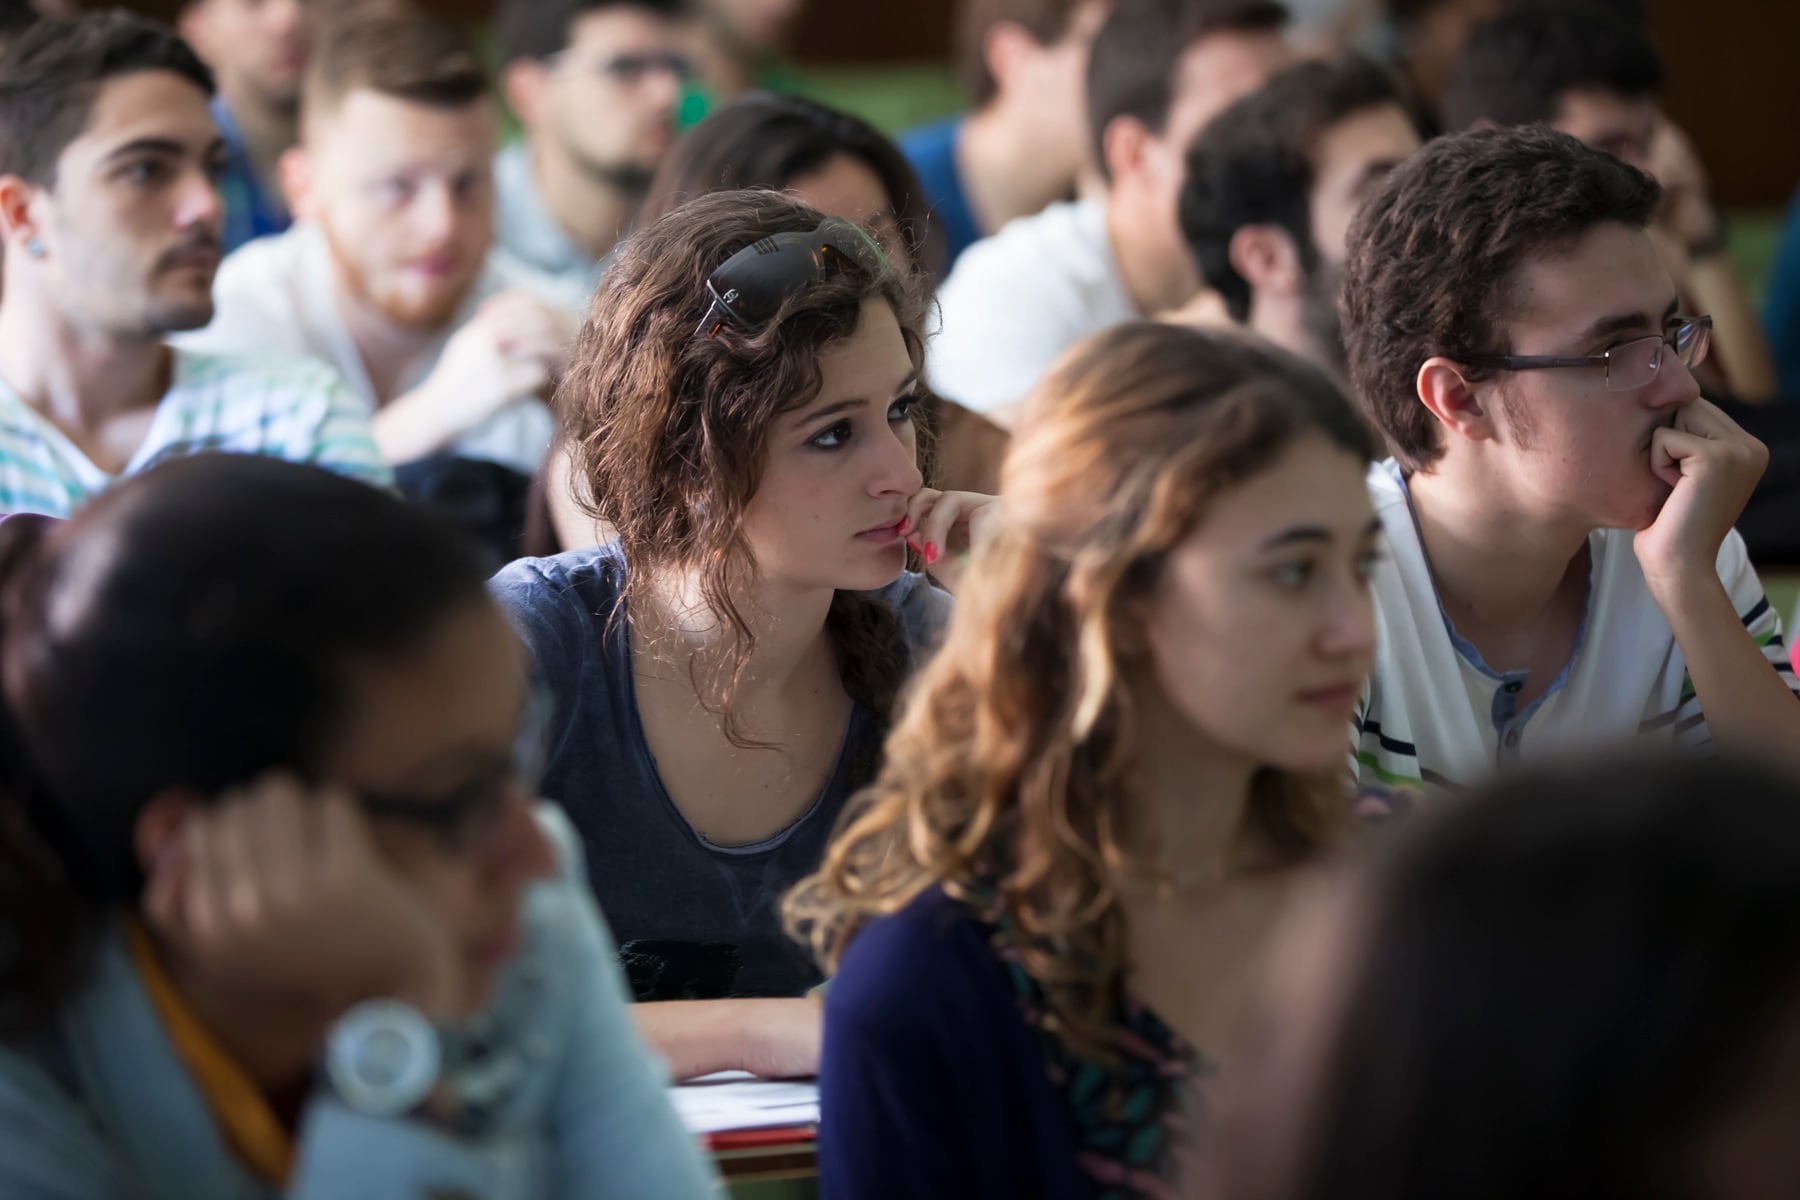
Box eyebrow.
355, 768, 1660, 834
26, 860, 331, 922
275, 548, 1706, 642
1576, 296, 1681, 344
1260, 516, 1384, 551
795, 371, 920, 425
1353, 159, 1405, 190
104, 136, 220, 164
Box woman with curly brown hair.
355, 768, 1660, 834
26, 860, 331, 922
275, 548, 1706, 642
786, 322, 1385, 1200
490, 189, 997, 1082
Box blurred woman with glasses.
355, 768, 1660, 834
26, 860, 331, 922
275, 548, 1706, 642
492, 189, 998, 1080
0, 455, 716, 1198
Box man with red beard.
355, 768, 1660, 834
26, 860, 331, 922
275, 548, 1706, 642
178, 8, 574, 481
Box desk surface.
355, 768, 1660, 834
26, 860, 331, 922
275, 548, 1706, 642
719, 1139, 818, 1199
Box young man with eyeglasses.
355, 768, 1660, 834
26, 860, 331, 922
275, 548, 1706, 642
1342, 126, 1800, 792
496, 0, 686, 309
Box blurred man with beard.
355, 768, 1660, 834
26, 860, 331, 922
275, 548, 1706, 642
179, 0, 316, 252
178, 8, 574, 479
496, 0, 686, 309
1172, 54, 1419, 381
0, 11, 388, 517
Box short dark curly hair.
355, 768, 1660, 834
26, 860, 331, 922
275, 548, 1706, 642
1179, 54, 1402, 323
1339, 125, 1660, 472
1443, 2, 1664, 134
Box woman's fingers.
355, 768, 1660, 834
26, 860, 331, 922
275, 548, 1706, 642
906, 491, 1000, 565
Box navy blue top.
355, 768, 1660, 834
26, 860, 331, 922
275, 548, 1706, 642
899, 116, 982, 275
490, 544, 950, 1002
820, 887, 1092, 1200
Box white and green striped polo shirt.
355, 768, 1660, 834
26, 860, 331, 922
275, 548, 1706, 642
0, 349, 392, 518
1352, 460, 1799, 793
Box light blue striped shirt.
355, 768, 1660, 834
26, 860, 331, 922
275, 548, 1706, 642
0, 348, 392, 517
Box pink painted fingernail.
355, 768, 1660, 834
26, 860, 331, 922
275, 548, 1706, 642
924, 542, 939, 565
897, 516, 911, 535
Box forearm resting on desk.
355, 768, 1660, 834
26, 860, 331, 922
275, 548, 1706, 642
634, 996, 822, 1082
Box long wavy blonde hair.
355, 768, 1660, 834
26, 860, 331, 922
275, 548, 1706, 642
786, 323, 1376, 1060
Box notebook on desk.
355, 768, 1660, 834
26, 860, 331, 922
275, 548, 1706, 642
670, 1071, 819, 1149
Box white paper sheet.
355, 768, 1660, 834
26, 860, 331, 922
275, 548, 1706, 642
668, 1071, 820, 1135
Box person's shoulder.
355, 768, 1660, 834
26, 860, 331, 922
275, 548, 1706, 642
490, 544, 625, 621
940, 199, 1079, 288
171, 346, 346, 397
831, 888, 1007, 1032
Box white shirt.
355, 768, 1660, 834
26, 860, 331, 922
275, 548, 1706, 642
927, 197, 1138, 415
0, 349, 390, 517
1354, 460, 1799, 792
174, 223, 558, 476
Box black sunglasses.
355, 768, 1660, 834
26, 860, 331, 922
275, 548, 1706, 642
695, 217, 888, 339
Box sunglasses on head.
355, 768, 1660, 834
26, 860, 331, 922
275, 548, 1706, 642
695, 217, 889, 339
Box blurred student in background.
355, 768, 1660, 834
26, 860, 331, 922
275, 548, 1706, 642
1173, 53, 1418, 379
790, 323, 1385, 1200
0, 455, 716, 1198
495, 0, 687, 310
1219, 753, 1800, 1200
179, 0, 316, 252
900, 0, 1113, 271
176, 8, 576, 559
930, 0, 1291, 427
0, 12, 387, 518
1444, 1, 1778, 401
682, 0, 803, 116
494, 191, 996, 1080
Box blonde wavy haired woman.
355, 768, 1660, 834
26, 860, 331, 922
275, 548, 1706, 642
786, 322, 1390, 1200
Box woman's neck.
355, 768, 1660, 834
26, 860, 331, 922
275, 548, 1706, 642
1122, 678, 1260, 891
633, 565, 839, 707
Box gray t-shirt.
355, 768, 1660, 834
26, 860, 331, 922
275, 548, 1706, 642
490, 544, 951, 1001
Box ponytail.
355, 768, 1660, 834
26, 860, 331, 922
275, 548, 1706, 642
0, 514, 96, 1037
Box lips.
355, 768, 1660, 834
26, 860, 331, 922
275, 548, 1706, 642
855, 517, 906, 544
1296, 683, 1360, 712
162, 248, 220, 273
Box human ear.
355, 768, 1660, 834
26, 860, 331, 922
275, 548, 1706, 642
980, 21, 1038, 92
501, 58, 550, 132
0, 175, 41, 253
278, 145, 315, 222
1100, 116, 1152, 188
1417, 356, 1499, 445
1228, 224, 1304, 298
